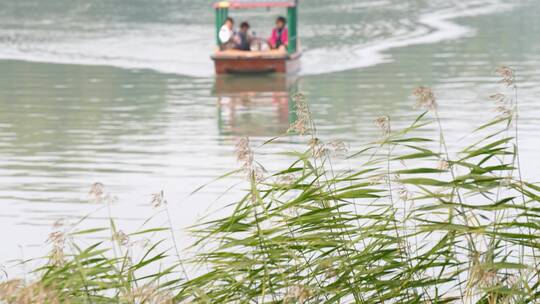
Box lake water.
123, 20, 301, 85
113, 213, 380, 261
1, 0, 540, 268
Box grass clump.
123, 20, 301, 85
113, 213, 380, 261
1, 187, 183, 304
4, 67, 540, 303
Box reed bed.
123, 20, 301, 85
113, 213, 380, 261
3, 67, 540, 303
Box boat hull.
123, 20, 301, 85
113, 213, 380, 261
212, 52, 301, 74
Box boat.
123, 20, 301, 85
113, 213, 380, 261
211, 0, 301, 74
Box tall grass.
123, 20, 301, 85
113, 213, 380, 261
3, 67, 540, 303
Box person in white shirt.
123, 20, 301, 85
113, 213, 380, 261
219, 17, 235, 50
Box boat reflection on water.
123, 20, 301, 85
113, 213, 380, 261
215, 75, 299, 136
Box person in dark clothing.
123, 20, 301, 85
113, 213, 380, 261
235, 22, 252, 51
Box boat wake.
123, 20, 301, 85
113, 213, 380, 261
302, 1, 513, 75
0, 0, 513, 77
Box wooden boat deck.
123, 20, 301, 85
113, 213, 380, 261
212, 50, 301, 74
212, 49, 289, 59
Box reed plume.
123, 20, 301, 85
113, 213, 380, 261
288, 93, 312, 135
413, 86, 437, 110
236, 136, 263, 181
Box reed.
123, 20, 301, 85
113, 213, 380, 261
3, 67, 540, 303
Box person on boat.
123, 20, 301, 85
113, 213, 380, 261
235, 22, 253, 51
219, 17, 236, 50
269, 16, 288, 51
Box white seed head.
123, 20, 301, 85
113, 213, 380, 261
413, 87, 437, 111
288, 93, 312, 135
374, 115, 391, 136
494, 66, 515, 87
151, 190, 167, 208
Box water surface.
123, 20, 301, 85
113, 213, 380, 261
1, 0, 540, 268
